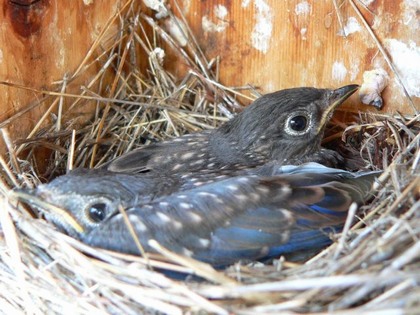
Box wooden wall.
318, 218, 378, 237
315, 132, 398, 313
0, 0, 123, 144
165, 0, 419, 114
0, 0, 418, 149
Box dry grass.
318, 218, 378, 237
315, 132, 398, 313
0, 2, 419, 314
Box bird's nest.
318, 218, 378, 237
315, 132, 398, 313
0, 3, 419, 314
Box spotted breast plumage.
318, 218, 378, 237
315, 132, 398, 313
17, 84, 380, 266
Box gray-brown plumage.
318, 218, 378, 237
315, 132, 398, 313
105, 85, 359, 179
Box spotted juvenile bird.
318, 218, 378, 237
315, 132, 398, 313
19, 163, 379, 266
105, 84, 359, 180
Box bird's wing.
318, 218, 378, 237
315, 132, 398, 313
105, 132, 212, 174
83, 167, 379, 266
105, 142, 171, 173
195, 171, 378, 265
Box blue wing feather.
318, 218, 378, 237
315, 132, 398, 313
83, 163, 380, 266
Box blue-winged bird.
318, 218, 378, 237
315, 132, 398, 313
20, 163, 379, 266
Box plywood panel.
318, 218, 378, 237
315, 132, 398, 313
0, 0, 124, 142
165, 0, 419, 114
0, 0, 418, 150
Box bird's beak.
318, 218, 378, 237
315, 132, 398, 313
317, 84, 359, 133
10, 189, 85, 234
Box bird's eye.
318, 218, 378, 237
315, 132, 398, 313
87, 203, 107, 223
289, 115, 307, 131
285, 112, 312, 136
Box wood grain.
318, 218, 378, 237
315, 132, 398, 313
164, 0, 419, 114
0, 0, 123, 144
0, 0, 418, 151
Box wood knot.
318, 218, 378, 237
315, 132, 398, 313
4, 0, 49, 38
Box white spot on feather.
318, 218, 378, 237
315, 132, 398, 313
182, 247, 194, 257
129, 215, 148, 232
179, 202, 191, 209
191, 159, 205, 166
249, 193, 260, 202
227, 185, 239, 191
198, 238, 210, 247
281, 209, 294, 222
256, 186, 270, 194
172, 164, 182, 171
213, 196, 225, 204
198, 192, 217, 198
156, 212, 171, 223
172, 220, 183, 230
181, 152, 195, 160
235, 194, 248, 202
281, 185, 292, 194
187, 211, 202, 223
153, 156, 164, 163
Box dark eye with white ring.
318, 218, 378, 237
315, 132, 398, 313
285, 112, 312, 136
86, 202, 107, 223
289, 115, 307, 131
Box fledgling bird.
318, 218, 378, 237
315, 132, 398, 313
19, 163, 379, 266
105, 85, 359, 177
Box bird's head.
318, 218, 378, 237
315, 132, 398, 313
213, 84, 359, 164
15, 169, 156, 238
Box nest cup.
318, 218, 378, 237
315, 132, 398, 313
0, 2, 419, 314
